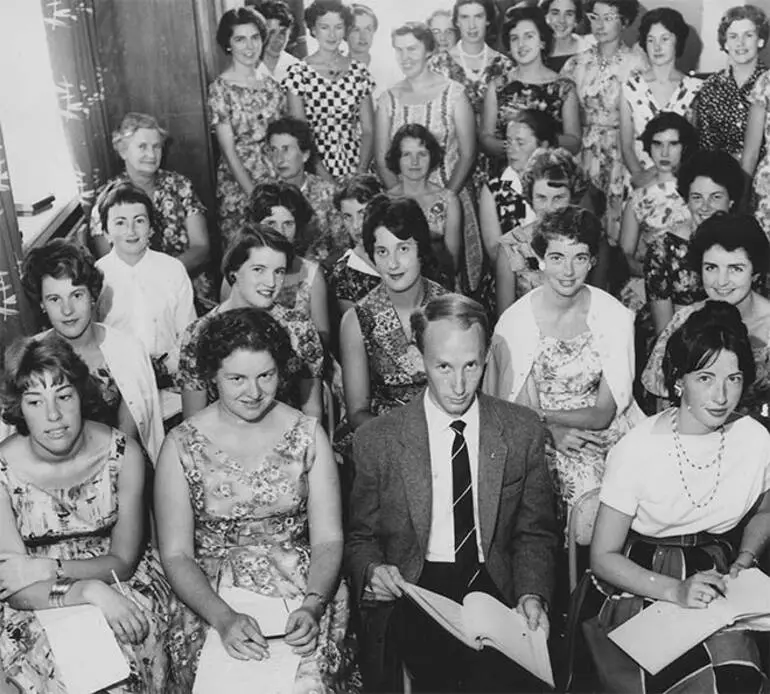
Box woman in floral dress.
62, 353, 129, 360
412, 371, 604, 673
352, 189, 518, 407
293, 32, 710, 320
0, 335, 170, 693
156, 308, 358, 693
209, 8, 285, 248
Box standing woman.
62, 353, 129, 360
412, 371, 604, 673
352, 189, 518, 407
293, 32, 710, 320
620, 8, 701, 190
561, 0, 647, 244
285, 0, 375, 182
541, 0, 595, 72
426, 9, 458, 53
209, 7, 286, 248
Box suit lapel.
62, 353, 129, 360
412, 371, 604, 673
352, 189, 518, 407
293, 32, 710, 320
477, 396, 508, 555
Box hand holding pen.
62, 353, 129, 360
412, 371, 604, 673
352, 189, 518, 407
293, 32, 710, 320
674, 570, 727, 609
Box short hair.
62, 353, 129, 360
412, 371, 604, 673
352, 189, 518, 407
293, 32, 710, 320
248, 181, 315, 256
584, 0, 639, 26
351, 3, 378, 32
508, 109, 561, 146
662, 301, 755, 403
361, 194, 433, 267
385, 124, 444, 176
266, 116, 314, 154
391, 22, 436, 52
539, 0, 583, 24
638, 8, 689, 58
531, 205, 603, 258
689, 212, 770, 277
111, 112, 167, 156
216, 7, 268, 53
676, 150, 745, 205
333, 174, 384, 210
221, 224, 294, 286
252, 0, 294, 28
427, 8, 458, 29
22, 239, 104, 306
1, 334, 103, 436
640, 111, 698, 162
452, 0, 499, 44
305, 0, 354, 33
717, 4, 770, 52
521, 147, 588, 204
411, 293, 490, 352
97, 181, 157, 237
502, 6, 554, 57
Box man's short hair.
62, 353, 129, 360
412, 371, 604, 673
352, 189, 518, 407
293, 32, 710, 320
411, 293, 490, 353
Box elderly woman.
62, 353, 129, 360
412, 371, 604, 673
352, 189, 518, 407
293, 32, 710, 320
643, 213, 770, 420
541, 0, 595, 71
88, 112, 213, 306
485, 206, 641, 519
156, 307, 355, 692
0, 334, 170, 692
385, 124, 462, 287
426, 8, 458, 52
21, 240, 163, 461
588, 301, 770, 693
561, 0, 647, 243
209, 7, 286, 248
619, 8, 701, 190
286, 0, 375, 181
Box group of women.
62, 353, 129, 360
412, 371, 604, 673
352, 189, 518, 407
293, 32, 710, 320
6, 0, 770, 692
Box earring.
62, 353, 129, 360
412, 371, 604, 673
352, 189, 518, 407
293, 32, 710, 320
674, 383, 683, 398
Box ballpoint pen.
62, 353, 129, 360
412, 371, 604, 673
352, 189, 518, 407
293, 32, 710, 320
111, 569, 143, 609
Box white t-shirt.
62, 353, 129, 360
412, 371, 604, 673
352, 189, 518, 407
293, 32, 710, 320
601, 411, 770, 537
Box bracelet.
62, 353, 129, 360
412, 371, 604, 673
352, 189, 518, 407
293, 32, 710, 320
304, 591, 328, 608
54, 558, 65, 581
48, 578, 75, 608
738, 549, 759, 567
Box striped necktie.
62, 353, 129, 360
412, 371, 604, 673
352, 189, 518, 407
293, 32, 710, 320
451, 420, 480, 587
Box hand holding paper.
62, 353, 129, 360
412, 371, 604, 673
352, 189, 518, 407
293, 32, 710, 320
215, 610, 269, 661
284, 606, 320, 655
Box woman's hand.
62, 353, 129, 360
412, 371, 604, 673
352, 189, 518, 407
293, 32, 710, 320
82, 580, 150, 644
550, 426, 605, 456
729, 550, 758, 578
284, 606, 320, 656
215, 610, 269, 661
671, 571, 726, 609
0, 553, 54, 599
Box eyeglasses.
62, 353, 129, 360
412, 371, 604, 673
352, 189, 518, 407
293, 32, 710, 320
586, 11, 620, 23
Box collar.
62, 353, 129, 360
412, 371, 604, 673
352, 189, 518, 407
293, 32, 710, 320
106, 247, 150, 270
500, 167, 524, 191
423, 389, 480, 434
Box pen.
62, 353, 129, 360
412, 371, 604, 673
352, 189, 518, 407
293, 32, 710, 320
111, 569, 143, 609
713, 584, 727, 599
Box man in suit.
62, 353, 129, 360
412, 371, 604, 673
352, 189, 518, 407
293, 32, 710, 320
345, 293, 559, 693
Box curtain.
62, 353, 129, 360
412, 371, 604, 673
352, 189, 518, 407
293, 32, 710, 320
0, 122, 35, 352
40, 0, 112, 211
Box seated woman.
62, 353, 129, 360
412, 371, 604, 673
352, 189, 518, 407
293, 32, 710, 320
179, 226, 323, 421
21, 240, 163, 461
385, 124, 461, 289
156, 307, 355, 692
495, 147, 588, 314
588, 301, 770, 693
619, 111, 697, 313
89, 112, 213, 308
329, 175, 384, 316
96, 182, 196, 386
485, 206, 642, 519
643, 213, 770, 421
0, 334, 170, 692
646, 149, 745, 336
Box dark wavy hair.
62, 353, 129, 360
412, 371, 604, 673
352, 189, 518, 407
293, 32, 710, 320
305, 0, 354, 33
385, 124, 444, 176
362, 195, 433, 267
521, 148, 588, 204
97, 181, 157, 237
22, 239, 104, 307
717, 4, 770, 52
251, 0, 294, 28
531, 205, 603, 258
267, 116, 314, 154
452, 0, 498, 44
221, 224, 294, 286
638, 7, 689, 58
641, 111, 698, 163
540, 0, 583, 24
688, 212, 770, 277
216, 7, 268, 53
584, 0, 639, 27
676, 150, 745, 206
333, 174, 384, 209
502, 6, 554, 57
1, 334, 103, 436
248, 181, 315, 256
508, 108, 561, 145
662, 301, 755, 404
391, 21, 436, 52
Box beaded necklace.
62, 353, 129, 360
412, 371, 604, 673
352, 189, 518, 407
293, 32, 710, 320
457, 42, 488, 80
671, 409, 725, 508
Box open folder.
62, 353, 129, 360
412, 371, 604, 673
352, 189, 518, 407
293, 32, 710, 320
609, 568, 770, 675
402, 582, 554, 688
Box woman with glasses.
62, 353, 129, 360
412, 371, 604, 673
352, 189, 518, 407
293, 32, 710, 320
562, 0, 646, 244
426, 9, 458, 53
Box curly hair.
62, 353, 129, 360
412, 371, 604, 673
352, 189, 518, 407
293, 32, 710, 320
361, 194, 433, 267
250, 0, 294, 28
521, 147, 587, 204
248, 181, 315, 256
502, 6, 554, 58
584, 0, 639, 27
531, 205, 603, 258
1, 334, 103, 436
453, 0, 498, 44
717, 4, 769, 52
638, 7, 689, 58
333, 174, 383, 209
305, 0, 354, 33
22, 239, 104, 307
641, 111, 698, 163
221, 225, 294, 286
267, 116, 315, 154
385, 124, 444, 176
508, 109, 561, 147
676, 150, 745, 206
688, 212, 770, 278
216, 7, 268, 53
111, 112, 168, 156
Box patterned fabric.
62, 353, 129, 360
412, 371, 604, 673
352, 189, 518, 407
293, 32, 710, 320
91, 363, 122, 429
300, 173, 348, 261
498, 220, 542, 298
329, 250, 381, 305
284, 61, 374, 181
89, 169, 214, 303
695, 62, 768, 158
164, 416, 359, 693
0, 430, 171, 693
748, 71, 770, 236
416, 189, 455, 288
208, 75, 285, 248
623, 72, 702, 170
531, 331, 625, 517
495, 77, 575, 139
561, 44, 647, 243
644, 231, 706, 307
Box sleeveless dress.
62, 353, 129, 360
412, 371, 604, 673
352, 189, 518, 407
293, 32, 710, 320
164, 415, 359, 693
0, 430, 170, 693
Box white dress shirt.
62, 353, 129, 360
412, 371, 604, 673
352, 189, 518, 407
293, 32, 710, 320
424, 392, 484, 563
96, 249, 196, 375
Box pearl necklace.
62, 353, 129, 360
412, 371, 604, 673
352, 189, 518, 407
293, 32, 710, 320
457, 43, 488, 79
671, 410, 725, 509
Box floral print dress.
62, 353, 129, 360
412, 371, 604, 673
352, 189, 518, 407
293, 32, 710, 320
208, 75, 285, 248
644, 230, 705, 310
329, 251, 381, 306
164, 415, 359, 693
0, 430, 171, 693
748, 71, 770, 236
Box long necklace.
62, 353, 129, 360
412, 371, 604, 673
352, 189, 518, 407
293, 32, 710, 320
671, 409, 725, 508
457, 42, 488, 80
